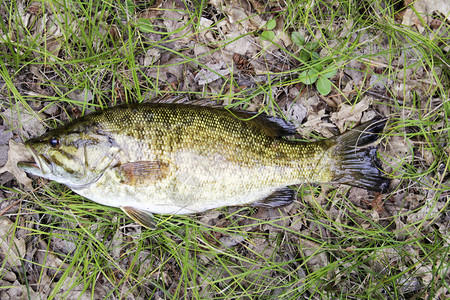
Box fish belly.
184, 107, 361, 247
73, 151, 299, 215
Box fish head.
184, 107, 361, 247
19, 120, 120, 189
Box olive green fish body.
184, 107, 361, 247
19, 103, 390, 226
62, 104, 332, 214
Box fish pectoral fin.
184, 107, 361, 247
249, 187, 296, 208
121, 206, 156, 229
117, 161, 169, 186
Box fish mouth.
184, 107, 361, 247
18, 144, 53, 176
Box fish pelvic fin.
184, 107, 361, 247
121, 206, 156, 229
331, 119, 391, 193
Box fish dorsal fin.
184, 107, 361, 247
249, 187, 296, 208
121, 206, 156, 229
146, 95, 222, 107
117, 161, 170, 186
146, 96, 297, 137
229, 110, 297, 138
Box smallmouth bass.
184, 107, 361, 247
19, 103, 390, 228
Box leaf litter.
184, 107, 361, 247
0, 0, 449, 299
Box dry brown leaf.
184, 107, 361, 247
282, 101, 307, 127
0, 268, 16, 282
385, 135, 414, 174
0, 218, 26, 268
198, 17, 215, 43
67, 88, 94, 104
226, 7, 262, 31
347, 187, 369, 207
330, 97, 371, 132
0, 280, 41, 299
198, 210, 222, 225
302, 109, 335, 138
402, 0, 450, 32
0, 145, 8, 168
0, 140, 34, 190
160, 4, 191, 45
371, 248, 401, 273
50, 271, 90, 299
344, 60, 366, 88
143, 48, 161, 66
1, 103, 45, 139
0, 126, 13, 146
406, 196, 441, 225
299, 94, 337, 137
219, 234, 246, 248
247, 235, 274, 258
224, 32, 256, 56
32, 13, 70, 61
147, 57, 186, 84
300, 239, 328, 272
195, 61, 231, 85
50, 229, 77, 255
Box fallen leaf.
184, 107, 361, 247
330, 97, 371, 132
32, 13, 69, 61
283, 101, 307, 127
0, 218, 26, 268
67, 88, 94, 105
300, 239, 328, 272
0, 140, 34, 190
219, 234, 246, 248
402, 0, 450, 32
1, 103, 45, 139
385, 135, 414, 174
195, 61, 231, 85
0, 146, 8, 167
0, 126, 13, 146
224, 31, 256, 56
1, 280, 41, 299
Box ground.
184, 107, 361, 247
0, 0, 449, 299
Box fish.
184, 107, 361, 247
18, 102, 390, 229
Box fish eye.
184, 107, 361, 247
49, 136, 60, 148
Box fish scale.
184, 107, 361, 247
19, 102, 390, 228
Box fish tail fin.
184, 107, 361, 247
331, 119, 391, 193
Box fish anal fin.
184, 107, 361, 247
118, 161, 169, 186
250, 188, 296, 208
121, 206, 156, 229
